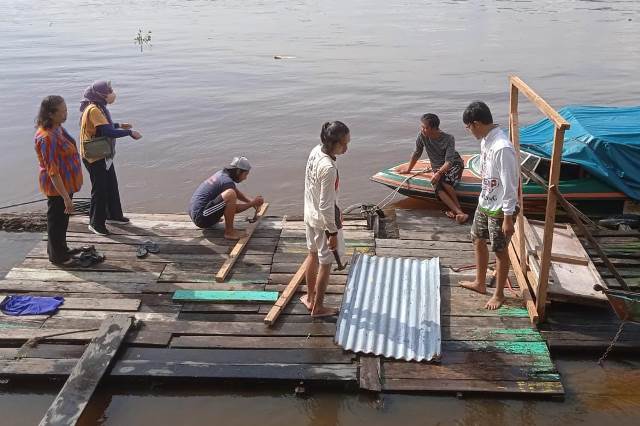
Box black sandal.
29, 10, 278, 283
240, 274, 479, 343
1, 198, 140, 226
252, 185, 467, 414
67, 245, 96, 256
143, 240, 160, 253
136, 246, 149, 258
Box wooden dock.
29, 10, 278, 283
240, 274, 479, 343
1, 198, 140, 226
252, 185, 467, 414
0, 210, 567, 397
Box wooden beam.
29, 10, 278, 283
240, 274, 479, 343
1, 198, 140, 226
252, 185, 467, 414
359, 355, 382, 392
509, 76, 570, 130
173, 290, 279, 303
535, 126, 566, 320
551, 186, 630, 290
264, 258, 309, 326
215, 203, 269, 282
508, 242, 539, 324
528, 249, 589, 266
509, 81, 527, 276
39, 314, 133, 426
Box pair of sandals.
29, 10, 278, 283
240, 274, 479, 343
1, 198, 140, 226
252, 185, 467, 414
62, 245, 106, 268
136, 240, 160, 258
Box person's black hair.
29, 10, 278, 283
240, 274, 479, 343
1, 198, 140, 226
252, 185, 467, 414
320, 121, 350, 153
223, 167, 246, 183
420, 113, 440, 129
462, 101, 493, 125
36, 95, 65, 129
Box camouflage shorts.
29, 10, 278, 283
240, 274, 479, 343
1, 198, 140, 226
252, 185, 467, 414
434, 160, 464, 194
470, 208, 517, 252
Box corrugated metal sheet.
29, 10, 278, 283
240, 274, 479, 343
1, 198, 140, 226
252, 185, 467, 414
335, 253, 441, 362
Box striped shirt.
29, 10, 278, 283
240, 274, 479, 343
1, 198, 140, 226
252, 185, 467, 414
35, 126, 83, 197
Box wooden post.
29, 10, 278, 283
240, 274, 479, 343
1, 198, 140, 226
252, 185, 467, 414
264, 258, 309, 326
39, 314, 133, 426
535, 126, 566, 319
215, 203, 269, 282
509, 82, 528, 279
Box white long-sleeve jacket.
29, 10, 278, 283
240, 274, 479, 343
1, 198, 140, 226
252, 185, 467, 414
304, 144, 340, 233
478, 127, 519, 216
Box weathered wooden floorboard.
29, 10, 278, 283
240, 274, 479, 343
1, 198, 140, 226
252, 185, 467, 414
170, 335, 338, 349
38, 314, 133, 426
111, 361, 358, 381
120, 347, 354, 364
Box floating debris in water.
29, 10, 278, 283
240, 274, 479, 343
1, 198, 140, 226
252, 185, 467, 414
134, 29, 152, 52
274, 55, 296, 60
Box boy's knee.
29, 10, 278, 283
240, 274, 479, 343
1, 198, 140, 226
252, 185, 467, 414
221, 189, 237, 201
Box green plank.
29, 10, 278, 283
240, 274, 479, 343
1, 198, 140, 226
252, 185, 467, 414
173, 290, 279, 303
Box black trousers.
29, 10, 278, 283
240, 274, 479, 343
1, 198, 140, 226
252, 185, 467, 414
47, 194, 72, 264
83, 158, 124, 228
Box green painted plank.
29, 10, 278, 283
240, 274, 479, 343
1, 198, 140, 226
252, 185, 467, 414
173, 290, 279, 303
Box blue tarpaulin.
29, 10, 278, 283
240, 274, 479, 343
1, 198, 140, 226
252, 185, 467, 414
520, 105, 640, 200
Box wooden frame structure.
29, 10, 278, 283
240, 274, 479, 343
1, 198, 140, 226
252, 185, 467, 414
508, 76, 570, 323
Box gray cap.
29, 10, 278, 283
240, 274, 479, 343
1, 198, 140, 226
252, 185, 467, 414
229, 156, 251, 171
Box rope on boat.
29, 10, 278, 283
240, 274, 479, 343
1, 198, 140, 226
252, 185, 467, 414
376, 167, 432, 210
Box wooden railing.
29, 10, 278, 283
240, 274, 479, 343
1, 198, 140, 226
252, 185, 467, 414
508, 76, 570, 322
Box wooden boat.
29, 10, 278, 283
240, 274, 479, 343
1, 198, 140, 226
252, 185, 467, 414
370, 152, 628, 216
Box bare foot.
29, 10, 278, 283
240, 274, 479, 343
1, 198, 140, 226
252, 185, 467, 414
224, 230, 247, 240
300, 294, 313, 311
445, 210, 456, 219
311, 306, 339, 317
455, 213, 469, 224
459, 280, 487, 295
485, 295, 505, 310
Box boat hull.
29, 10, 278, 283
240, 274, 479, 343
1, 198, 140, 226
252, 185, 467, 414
371, 155, 627, 217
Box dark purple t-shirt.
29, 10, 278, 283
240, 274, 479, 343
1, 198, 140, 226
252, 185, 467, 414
188, 170, 235, 218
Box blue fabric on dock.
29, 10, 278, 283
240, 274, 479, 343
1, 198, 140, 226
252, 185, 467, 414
0, 295, 64, 316
520, 105, 640, 200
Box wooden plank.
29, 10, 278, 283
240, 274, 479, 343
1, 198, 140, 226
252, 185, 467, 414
58, 297, 141, 311
39, 314, 133, 426
180, 303, 260, 313
508, 241, 539, 323
0, 279, 145, 294
111, 361, 357, 381
536, 127, 566, 321
0, 328, 98, 343
170, 336, 338, 349
509, 82, 528, 276
383, 361, 558, 382
17, 344, 87, 360
138, 320, 336, 336
216, 203, 270, 282
5, 268, 159, 284
359, 355, 382, 392
383, 378, 563, 394
120, 347, 354, 364
264, 258, 308, 326
172, 290, 278, 303
177, 312, 336, 323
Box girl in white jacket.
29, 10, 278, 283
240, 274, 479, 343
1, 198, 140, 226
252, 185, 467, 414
300, 121, 350, 317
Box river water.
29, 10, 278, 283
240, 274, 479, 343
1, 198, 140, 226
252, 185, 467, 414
2, 1, 640, 424
2, 0, 640, 215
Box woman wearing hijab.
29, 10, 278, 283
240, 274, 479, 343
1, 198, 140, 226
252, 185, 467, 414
79, 80, 142, 235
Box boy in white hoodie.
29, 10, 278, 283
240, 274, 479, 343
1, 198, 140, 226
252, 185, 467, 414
459, 102, 519, 310
300, 121, 350, 317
